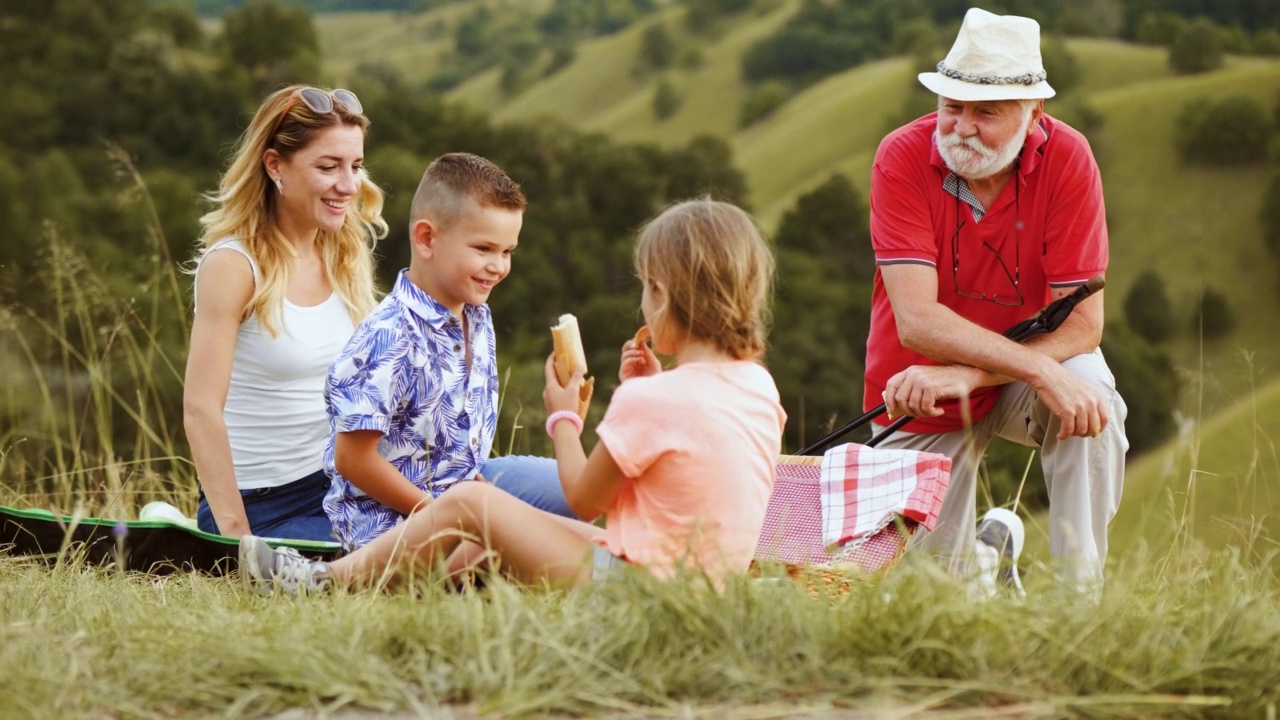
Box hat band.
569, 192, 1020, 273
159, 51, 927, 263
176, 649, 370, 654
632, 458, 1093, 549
936, 61, 1046, 86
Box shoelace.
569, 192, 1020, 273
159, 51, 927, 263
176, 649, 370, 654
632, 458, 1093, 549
272, 547, 320, 592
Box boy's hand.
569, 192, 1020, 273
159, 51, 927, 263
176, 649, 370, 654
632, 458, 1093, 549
619, 336, 661, 382
543, 353, 586, 415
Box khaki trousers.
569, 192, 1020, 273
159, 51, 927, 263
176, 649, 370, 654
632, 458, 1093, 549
875, 348, 1129, 584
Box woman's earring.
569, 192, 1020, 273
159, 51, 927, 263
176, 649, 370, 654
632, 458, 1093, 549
274, 178, 284, 195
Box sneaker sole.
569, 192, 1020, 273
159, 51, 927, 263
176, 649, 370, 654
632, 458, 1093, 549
237, 535, 273, 596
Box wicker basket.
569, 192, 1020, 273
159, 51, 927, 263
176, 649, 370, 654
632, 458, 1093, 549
752, 454, 920, 594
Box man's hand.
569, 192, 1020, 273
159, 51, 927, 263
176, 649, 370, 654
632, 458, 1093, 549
882, 365, 982, 419
1032, 363, 1109, 439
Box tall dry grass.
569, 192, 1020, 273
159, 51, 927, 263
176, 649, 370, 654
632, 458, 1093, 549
0, 149, 196, 518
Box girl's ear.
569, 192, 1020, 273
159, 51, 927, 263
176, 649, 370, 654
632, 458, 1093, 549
649, 280, 667, 306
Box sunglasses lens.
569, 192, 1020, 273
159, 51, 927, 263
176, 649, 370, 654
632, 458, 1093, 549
298, 87, 333, 114
333, 89, 362, 115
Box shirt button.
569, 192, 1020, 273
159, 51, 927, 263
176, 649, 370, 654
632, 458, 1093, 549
471, 438, 478, 446
454, 344, 461, 352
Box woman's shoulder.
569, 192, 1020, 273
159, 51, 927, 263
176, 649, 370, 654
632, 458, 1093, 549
198, 239, 257, 278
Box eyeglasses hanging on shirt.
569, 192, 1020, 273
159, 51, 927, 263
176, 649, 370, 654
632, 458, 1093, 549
950, 177, 1024, 307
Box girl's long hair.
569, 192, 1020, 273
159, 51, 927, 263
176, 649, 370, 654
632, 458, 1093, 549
193, 85, 388, 335
634, 199, 775, 360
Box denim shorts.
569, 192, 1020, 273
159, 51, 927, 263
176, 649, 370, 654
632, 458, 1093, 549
197, 469, 335, 542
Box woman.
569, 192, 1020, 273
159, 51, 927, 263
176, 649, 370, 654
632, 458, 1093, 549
183, 85, 387, 541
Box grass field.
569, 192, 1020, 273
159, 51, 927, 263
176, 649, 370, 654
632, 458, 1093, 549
3, 542, 1278, 717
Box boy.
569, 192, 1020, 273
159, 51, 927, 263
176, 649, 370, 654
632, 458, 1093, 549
321, 153, 578, 550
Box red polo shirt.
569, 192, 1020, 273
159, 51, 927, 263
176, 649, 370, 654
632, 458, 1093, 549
864, 112, 1108, 433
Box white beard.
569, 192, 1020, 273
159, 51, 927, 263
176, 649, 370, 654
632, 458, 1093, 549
936, 112, 1031, 180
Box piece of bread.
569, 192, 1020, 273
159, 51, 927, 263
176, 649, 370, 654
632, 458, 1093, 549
551, 314, 593, 418
634, 325, 651, 348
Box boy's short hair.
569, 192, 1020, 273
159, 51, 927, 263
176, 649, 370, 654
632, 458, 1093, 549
409, 153, 526, 230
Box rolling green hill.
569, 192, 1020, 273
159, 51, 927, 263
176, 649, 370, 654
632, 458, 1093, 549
1022, 374, 1280, 562
317, 4, 479, 86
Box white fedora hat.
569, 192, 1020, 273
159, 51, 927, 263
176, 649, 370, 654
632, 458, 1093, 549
918, 8, 1055, 101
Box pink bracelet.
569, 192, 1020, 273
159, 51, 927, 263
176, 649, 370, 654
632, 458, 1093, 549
545, 410, 584, 438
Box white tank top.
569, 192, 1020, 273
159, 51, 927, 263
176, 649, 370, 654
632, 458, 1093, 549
196, 239, 356, 489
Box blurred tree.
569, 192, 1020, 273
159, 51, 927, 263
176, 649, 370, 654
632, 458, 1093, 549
1056, 0, 1124, 37
769, 174, 874, 449
544, 43, 577, 76
146, 1, 205, 49
686, 0, 757, 33
1135, 11, 1186, 45
1254, 30, 1280, 56
651, 78, 682, 120
218, 0, 319, 93
1216, 24, 1251, 54
775, 174, 875, 282
739, 81, 790, 128
1101, 323, 1179, 455
1176, 95, 1270, 166
1192, 286, 1237, 340
1041, 35, 1082, 94
1123, 269, 1174, 344
1168, 17, 1224, 74
637, 22, 676, 71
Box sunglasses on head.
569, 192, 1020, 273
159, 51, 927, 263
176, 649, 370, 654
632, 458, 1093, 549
272, 87, 363, 137
294, 87, 362, 115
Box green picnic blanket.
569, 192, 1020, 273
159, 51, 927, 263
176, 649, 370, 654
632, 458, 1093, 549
0, 505, 341, 575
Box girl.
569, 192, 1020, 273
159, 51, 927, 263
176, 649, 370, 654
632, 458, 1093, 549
184, 86, 387, 542
239, 199, 785, 590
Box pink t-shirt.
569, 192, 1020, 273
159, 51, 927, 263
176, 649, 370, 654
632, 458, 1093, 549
595, 361, 786, 581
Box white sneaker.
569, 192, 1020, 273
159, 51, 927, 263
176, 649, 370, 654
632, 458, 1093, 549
238, 535, 331, 596
976, 508, 1025, 598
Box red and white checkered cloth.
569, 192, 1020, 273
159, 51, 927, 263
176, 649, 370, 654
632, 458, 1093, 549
820, 442, 951, 549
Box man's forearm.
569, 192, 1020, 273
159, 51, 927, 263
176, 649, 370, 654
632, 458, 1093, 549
900, 300, 1100, 389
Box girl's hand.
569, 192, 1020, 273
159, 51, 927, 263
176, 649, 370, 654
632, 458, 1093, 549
619, 337, 661, 382
543, 353, 586, 415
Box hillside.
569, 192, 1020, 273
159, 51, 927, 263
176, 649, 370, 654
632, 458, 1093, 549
1022, 375, 1280, 563
317, 5, 476, 85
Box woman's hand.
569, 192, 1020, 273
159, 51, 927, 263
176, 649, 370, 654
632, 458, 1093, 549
619, 336, 661, 382
543, 354, 586, 415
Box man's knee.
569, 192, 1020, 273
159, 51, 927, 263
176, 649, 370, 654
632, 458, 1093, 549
1061, 349, 1117, 393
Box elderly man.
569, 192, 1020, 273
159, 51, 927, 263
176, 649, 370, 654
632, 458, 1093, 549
866, 8, 1128, 591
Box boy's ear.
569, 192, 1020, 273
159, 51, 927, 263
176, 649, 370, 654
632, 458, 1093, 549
410, 217, 438, 261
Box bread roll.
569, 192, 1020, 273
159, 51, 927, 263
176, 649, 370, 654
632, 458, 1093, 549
551, 314, 593, 418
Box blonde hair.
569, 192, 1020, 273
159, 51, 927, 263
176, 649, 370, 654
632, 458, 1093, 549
194, 85, 388, 335
634, 199, 774, 360
409, 152, 526, 231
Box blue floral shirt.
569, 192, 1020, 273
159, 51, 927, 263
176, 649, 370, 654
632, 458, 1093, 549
322, 270, 499, 549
